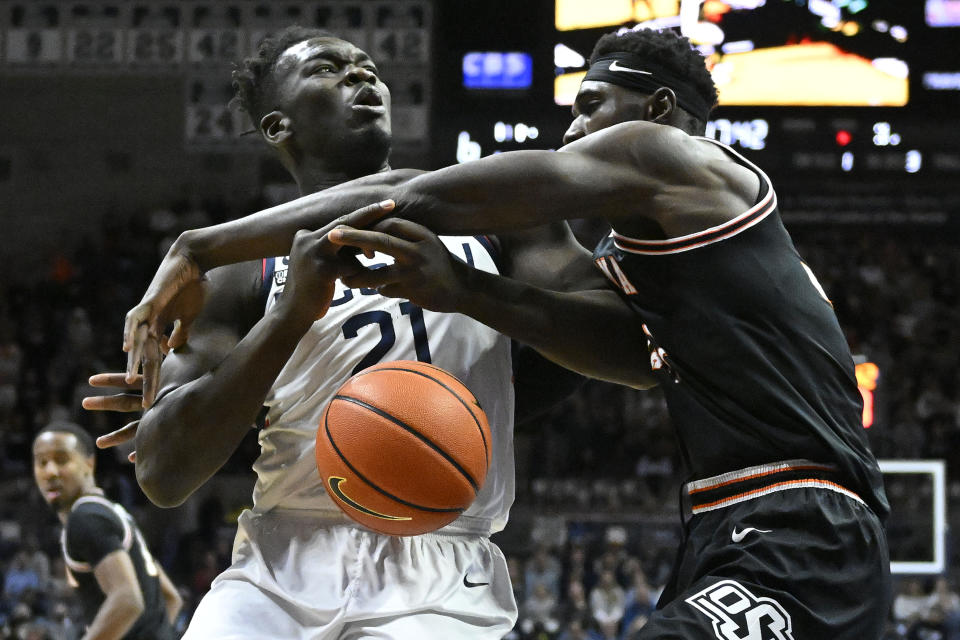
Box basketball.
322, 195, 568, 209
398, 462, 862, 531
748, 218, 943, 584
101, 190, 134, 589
315, 360, 492, 536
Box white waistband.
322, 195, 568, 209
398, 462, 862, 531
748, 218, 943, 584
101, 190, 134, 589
684, 458, 837, 494
249, 507, 494, 537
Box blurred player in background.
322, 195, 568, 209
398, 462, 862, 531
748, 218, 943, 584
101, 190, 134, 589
32, 422, 181, 640
88, 26, 593, 639
121, 27, 891, 639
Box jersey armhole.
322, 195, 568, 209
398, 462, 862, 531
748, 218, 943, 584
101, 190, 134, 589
259, 258, 276, 307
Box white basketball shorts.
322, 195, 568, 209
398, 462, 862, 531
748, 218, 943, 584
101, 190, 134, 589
182, 509, 517, 639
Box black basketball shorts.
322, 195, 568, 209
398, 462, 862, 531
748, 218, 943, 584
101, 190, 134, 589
636, 459, 891, 640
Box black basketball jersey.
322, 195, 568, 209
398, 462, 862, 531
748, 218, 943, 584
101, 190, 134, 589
62, 495, 174, 640
592, 138, 888, 520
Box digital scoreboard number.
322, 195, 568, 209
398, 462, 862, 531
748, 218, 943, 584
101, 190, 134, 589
187, 29, 243, 65
4, 29, 63, 64
0, 1, 432, 154
127, 28, 185, 65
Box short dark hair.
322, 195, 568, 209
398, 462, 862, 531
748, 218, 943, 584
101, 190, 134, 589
590, 28, 718, 124
35, 422, 96, 458
231, 25, 337, 127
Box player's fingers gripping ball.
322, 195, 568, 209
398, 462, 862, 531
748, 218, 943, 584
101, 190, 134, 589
316, 361, 491, 536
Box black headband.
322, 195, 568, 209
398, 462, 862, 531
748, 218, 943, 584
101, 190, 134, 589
583, 53, 713, 122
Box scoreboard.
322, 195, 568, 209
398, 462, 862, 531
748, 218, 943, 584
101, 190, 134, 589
0, 0, 432, 155
551, 0, 960, 180
432, 0, 960, 192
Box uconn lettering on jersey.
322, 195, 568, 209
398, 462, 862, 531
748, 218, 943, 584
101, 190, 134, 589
262, 237, 495, 309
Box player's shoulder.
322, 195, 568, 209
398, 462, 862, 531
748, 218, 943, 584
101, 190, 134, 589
201, 259, 268, 327
562, 121, 706, 184
67, 496, 123, 533
565, 120, 689, 153
206, 259, 264, 297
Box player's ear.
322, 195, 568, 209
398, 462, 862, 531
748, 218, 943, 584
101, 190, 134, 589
647, 87, 677, 124
260, 111, 294, 146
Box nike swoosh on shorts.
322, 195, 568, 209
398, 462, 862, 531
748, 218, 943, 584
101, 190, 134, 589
463, 574, 490, 588
731, 527, 772, 543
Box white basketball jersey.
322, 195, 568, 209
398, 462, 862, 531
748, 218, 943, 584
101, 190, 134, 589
254, 235, 515, 535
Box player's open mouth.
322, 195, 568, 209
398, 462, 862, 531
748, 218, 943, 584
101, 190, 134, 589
352, 87, 386, 116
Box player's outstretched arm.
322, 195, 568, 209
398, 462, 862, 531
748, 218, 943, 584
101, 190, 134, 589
180, 121, 663, 268
124, 123, 671, 383
453, 269, 655, 389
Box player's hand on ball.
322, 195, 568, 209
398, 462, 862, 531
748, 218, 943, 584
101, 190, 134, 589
82, 372, 143, 462
329, 218, 465, 313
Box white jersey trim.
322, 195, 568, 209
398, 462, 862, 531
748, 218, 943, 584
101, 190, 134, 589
611, 137, 777, 256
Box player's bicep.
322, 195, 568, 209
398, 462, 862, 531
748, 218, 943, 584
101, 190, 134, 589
153, 263, 258, 401
93, 550, 144, 602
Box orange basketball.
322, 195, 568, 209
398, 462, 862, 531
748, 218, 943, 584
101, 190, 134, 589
315, 360, 491, 536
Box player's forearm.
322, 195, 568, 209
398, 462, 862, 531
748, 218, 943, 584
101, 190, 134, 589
455, 266, 655, 389
82, 591, 143, 640
158, 570, 182, 624
180, 169, 426, 271
391, 149, 617, 234
180, 148, 629, 270
136, 303, 315, 507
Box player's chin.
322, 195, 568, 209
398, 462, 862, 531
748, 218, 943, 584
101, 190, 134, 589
347, 114, 391, 139
345, 126, 393, 167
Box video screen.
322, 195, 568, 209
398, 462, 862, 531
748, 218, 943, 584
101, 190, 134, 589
926, 0, 960, 27
463, 52, 533, 89
555, 0, 910, 107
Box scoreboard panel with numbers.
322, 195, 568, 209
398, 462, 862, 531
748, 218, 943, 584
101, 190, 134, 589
547, 1, 960, 182
426, 0, 960, 190
0, 0, 432, 155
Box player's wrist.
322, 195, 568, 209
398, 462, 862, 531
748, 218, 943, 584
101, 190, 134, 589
271, 291, 323, 332
448, 258, 475, 311
171, 228, 211, 273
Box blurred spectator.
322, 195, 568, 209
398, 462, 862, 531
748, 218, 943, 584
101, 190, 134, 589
561, 542, 594, 594
565, 579, 592, 624
593, 527, 630, 586
522, 583, 559, 631
3, 551, 41, 603
619, 558, 655, 640
525, 543, 562, 601
190, 550, 220, 598
557, 615, 605, 640
38, 601, 81, 640
895, 579, 932, 633
926, 577, 960, 640
589, 569, 626, 640
18, 536, 49, 593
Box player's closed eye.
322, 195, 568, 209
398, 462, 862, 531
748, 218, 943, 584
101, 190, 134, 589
581, 100, 601, 115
